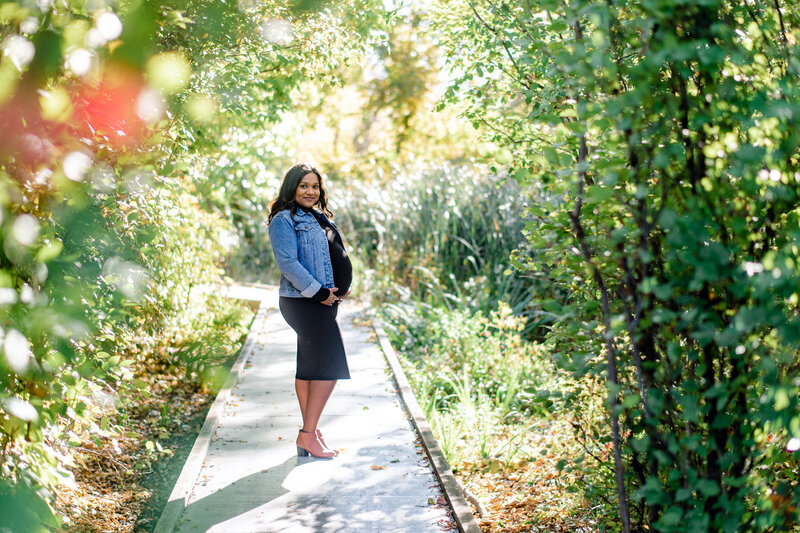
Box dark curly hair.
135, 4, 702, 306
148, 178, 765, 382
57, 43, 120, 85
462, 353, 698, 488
268, 163, 332, 223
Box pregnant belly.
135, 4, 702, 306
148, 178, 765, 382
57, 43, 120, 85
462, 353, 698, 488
332, 251, 352, 297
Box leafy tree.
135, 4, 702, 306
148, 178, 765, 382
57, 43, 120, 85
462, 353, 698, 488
433, 0, 800, 530
0, 0, 384, 528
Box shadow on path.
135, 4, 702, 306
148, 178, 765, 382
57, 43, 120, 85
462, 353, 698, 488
169, 303, 451, 533
175, 456, 294, 530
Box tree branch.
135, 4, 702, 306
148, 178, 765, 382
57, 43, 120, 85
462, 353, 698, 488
467, 1, 531, 90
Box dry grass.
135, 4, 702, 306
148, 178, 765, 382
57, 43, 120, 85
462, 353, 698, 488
452, 419, 604, 533
53, 373, 218, 532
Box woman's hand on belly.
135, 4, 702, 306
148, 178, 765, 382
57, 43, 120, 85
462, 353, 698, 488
321, 288, 339, 306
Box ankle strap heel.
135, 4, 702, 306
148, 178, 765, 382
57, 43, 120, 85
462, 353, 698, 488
296, 429, 335, 459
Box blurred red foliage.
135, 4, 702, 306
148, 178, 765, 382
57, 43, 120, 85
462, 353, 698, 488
73, 64, 148, 149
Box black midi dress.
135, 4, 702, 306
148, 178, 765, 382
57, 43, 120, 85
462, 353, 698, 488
278, 210, 352, 381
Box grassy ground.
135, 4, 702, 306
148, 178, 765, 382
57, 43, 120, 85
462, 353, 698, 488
55, 376, 217, 532
53, 302, 256, 532
455, 418, 600, 532
381, 301, 609, 532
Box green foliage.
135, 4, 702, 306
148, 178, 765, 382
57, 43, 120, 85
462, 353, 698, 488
0, 479, 58, 532
337, 164, 554, 335
382, 299, 560, 465
0, 0, 384, 527
385, 301, 547, 413
359, 10, 440, 157
432, 0, 800, 530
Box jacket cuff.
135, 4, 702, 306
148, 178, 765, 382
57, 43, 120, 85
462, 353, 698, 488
311, 287, 329, 302
300, 279, 322, 298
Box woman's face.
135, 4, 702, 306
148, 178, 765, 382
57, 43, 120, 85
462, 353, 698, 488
294, 172, 320, 209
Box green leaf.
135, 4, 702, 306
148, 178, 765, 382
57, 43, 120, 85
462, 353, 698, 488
36, 240, 63, 263
774, 388, 791, 411
697, 480, 720, 497
657, 507, 684, 528
585, 185, 613, 204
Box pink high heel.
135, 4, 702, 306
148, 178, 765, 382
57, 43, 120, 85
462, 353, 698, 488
316, 429, 339, 456
296, 429, 336, 459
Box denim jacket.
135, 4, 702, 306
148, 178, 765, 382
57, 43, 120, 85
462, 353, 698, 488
268, 208, 344, 298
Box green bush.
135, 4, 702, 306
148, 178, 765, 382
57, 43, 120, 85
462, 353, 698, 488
382, 298, 569, 463
432, 0, 800, 530
0, 165, 251, 529
384, 300, 548, 414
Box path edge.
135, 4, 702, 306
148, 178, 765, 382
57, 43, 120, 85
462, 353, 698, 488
371, 317, 482, 533
152, 300, 272, 533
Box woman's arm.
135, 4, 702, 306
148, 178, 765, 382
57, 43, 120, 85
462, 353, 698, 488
268, 214, 322, 298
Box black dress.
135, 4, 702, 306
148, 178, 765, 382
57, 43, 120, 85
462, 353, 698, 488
278, 210, 352, 381
313, 212, 352, 298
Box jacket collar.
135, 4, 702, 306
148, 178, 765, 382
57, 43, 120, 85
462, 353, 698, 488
292, 207, 315, 218
291, 207, 326, 221
292, 207, 339, 230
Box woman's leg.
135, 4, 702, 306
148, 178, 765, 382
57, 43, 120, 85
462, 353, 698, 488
295, 379, 310, 427
301, 380, 336, 433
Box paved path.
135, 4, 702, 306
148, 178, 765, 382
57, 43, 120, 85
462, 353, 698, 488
168, 296, 455, 532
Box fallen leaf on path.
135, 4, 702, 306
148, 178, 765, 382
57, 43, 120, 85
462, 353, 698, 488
437, 519, 457, 530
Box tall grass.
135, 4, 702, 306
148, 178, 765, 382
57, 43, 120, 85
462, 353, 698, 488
383, 299, 566, 465
335, 164, 550, 334
383, 301, 556, 412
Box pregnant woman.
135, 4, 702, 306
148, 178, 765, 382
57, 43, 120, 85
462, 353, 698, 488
267, 163, 352, 459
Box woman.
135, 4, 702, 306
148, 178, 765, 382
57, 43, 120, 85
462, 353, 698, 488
267, 163, 352, 459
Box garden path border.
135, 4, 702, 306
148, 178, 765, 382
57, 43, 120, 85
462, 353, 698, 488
153, 285, 481, 533
152, 299, 271, 533
371, 317, 482, 533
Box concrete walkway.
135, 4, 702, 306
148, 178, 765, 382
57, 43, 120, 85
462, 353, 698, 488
164, 294, 456, 532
